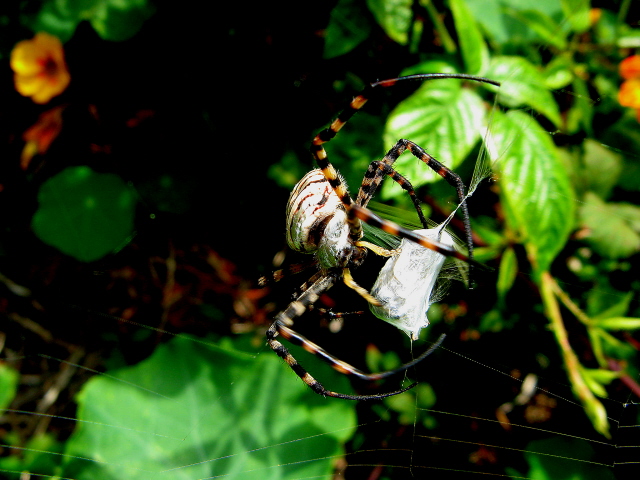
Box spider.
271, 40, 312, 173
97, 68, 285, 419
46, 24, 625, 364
266, 73, 500, 400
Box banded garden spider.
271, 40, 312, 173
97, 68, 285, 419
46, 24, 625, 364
266, 73, 499, 400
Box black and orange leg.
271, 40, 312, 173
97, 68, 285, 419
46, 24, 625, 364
310, 74, 500, 246
356, 159, 429, 229
356, 138, 475, 281
347, 203, 487, 270
266, 273, 446, 400
258, 258, 319, 287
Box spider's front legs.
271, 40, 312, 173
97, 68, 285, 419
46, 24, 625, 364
360, 139, 474, 264
356, 159, 429, 229
348, 204, 484, 268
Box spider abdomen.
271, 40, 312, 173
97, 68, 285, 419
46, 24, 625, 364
286, 169, 353, 268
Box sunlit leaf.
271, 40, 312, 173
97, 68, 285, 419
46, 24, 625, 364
579, 192, 640, 259
366, 0, 412, 45
450, 0, 490, 75
487, 56, 562, 127
592, 317, 640, 331
485, 110, 574, 274
62, 335, 357, 480
382, 80, 488, 197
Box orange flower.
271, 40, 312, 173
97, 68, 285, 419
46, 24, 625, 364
620, 55, 640, 80
10, 32, 70, 104
619, 78, 640, 109
21, 106, 65, 170
618, 55, 640, 121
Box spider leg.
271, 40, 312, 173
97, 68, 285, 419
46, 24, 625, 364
342, 267, 381, 306
267, 273, 444, 400
356, 159, 429, 228
349, 204, 489, 270
258, 259, 318, 287
357, 139, 474, 276
310, 74, 499, 247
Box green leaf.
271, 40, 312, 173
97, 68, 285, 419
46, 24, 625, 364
487, 56, 562, 127
62, 335, 356, 480
449, 0, 490, 75
590, 290, 633, 321
578, 192, 640, 259
324, 0, 372, 58
561, 0, 591, 34
0, 363, 19, 412
496, 246, 517, 305
503, 8, 567, 50
581, 139, 623, 199
464, 0, 567, 46
581, 367, 621, 386
0, 433, 64, 478
366, 0, 412, 45
88, 0, 155, 42
592, 317, 640, 331
486, 110, 574, 274
381, 79, 489, 197
25, 0, 154, 42
32, 166, 137, 262
565, 74, 594, 135
542, 56, 574, 90
523, 437, 616, 480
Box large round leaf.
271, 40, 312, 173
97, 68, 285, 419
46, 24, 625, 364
62, 335, 357, 480
32, 166, 136, 262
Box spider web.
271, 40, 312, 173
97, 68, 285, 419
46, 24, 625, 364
2, 5, 640, 480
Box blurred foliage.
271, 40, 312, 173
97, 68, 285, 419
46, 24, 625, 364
0, 0, 639, 479
62, 335, 356, 480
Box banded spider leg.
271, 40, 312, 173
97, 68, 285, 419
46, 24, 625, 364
267, 73, 499, 400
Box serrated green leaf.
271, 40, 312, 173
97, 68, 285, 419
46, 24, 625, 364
382, 82, 488, 197
487, 56, 562, 127
31, 166, 136, 262
485, 110, 574, 274
450, 0, 489, 75
62, 335, 356, 480
366, 0, 412, 45
579, 192, 640, 259
324, 0, 372, 58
